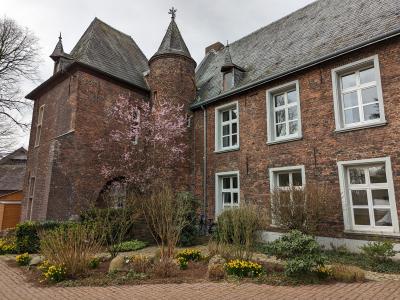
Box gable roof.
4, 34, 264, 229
71, 18, 149, 90
0, 148, 27, 192
194, 0, 400, 107
152, 19, 193, 61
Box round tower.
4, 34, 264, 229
147, 8, 196, 190
148, 7, 196, 110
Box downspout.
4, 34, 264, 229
201, 105, 208, 234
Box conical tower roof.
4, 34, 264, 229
50, 33, 66, 61
151, 7, 193, 61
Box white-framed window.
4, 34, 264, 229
338, 157, 399, 234
214, 101, 239, 152
215, 171, 240, 216
35, 105, 45, 147
266, 80, 302, 144
269, 165, 305, 191
223, 71, 234, 91
27, 176, 35, 220
332, 55, 386, 131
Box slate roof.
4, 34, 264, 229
152, 19, 193, 61
71, 18, 149, 90
0, 148, 27, 192
194, 0, 400, 106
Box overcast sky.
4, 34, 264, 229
3, 0, 315, 149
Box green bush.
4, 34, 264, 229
0, 238, 17, 254
264, 230, 326, 277
360, 241, 397, 262
264, 230, 323, 260
114, 240, 147, 252
14, 221, 69, 253
177, 257, 188, 269
16, 253, 31, 266
177, 192, 200, 247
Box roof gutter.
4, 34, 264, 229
191, 28, 400, 110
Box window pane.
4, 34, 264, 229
278, 173, 290, 187
361, 87, 378, 104
288, 106, 298, 120
372, 189, 389, 206
287, 90, 297, 104
351, 190, 368, 205
349, 168, 365, 184
363, 103, 380, 121
232, 176, 238, 189
374, 209, 392, 226
344, 107, 360, 124
223, 177, 230, 189
275, 110, 286, 123
223, 72, 233, 90
274, 94, 285, 107
223, 192, 231, 204
369, 165, 386, 183
343, 92, 358, 108
292, 172, 302, 186
360, 67, 375, 84
232, 122, 237, 134
276, 124, 286, 137
341, 73, 356, 89
231, 108, 237, 120
222, 111, 230, 122
353, 208, 370, 225
289, 121, 298, 135
222, 136, 230, 147
232, 134, 237, 146
233, 193, 239, 204
222, 125, 230, 136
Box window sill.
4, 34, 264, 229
344, 229, 400, 238
335, 121, 387, 133
214, 147, 240, 154
267, 136, 303, 145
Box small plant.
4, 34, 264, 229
207, 264, 226, 280
313, 265, 333, 279
42, 264, 66, 283
360, 241, 397, 262
114, 240, 147, 252
128, 254, 152, 273
88, 257, 100, 269
176, 249, 202, 261
224, 259, 263, 278
331, 264, 365, 282
16, 253, 31, 266
177, 257, 188, 270
38, 260, 52, 273
153, 258, 179, 278
0, 238, 16, 254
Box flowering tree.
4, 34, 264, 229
95, 95, 189, 193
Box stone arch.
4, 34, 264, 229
96, 176, 127, 208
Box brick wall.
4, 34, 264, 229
193, 37, 400, 238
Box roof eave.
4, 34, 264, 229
26, 61, 150, 100
192, 28, 400, 110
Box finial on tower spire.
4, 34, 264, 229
168, 7, 177, 19
59, 32, 62, 40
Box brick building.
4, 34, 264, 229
23, 0, 400, 245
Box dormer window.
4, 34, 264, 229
223, 71, 234, 91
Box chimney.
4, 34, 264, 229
205, 42, 224, 55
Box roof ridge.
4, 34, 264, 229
228, 0, 319, 48
92, 17, 133, 39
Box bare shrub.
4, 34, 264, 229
39, 224, 101, 277
129, 254, 152, 274
82, 185, 140, 258
270, 183, 334, 234
212, 204, 267, 260
140, 185, 192, 261
152, 258, 179, 278
331, 264, 366, 282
